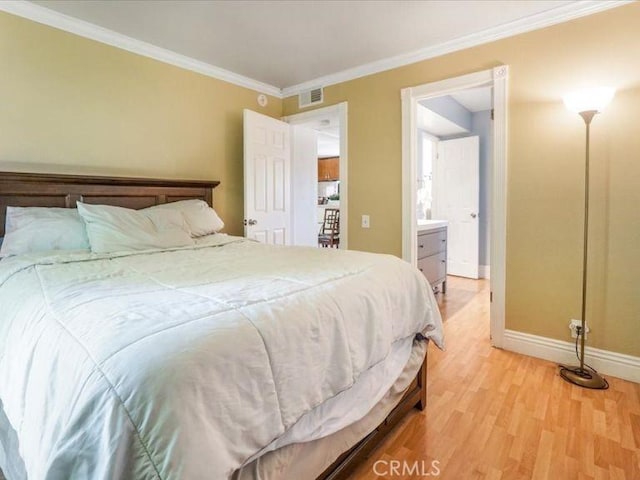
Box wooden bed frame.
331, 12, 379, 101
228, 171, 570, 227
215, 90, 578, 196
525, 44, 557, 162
0, 171, 218, 237
0, 171, 428, 480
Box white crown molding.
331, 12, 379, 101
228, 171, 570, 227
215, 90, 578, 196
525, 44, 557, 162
281, 0, 630, 97
2, 1, 630, 100
0, 0, 283, 98
503, 329, 640, 384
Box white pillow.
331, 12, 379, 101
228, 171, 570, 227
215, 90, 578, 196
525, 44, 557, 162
0, 207, 90, 257
77, 202, 194, 253
147, 199, 224, 237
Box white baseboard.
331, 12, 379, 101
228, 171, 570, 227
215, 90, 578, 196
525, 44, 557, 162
479, 265, 490, 279
503, 329, 640, 384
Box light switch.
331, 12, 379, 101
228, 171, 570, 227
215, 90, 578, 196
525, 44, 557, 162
361, 215, 370, 228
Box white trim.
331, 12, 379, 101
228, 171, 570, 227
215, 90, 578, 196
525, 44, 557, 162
401, 88, 418, 266
0, 0, 632, 98
282, 1, 628, 97
3, 1, 627, 99
490, 66, 509, 349
0, 0, 282, 97
282, 102, 349, 250
406, 69, 495, 100
401, 66, 508, 348
503, 330, 640, 384
339, 103, 349, 251
479, 265, 490, 279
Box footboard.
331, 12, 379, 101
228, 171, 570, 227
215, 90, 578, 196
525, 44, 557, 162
317, 349, 428, 480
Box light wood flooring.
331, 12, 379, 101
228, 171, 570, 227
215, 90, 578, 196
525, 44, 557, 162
350, 276, 640, 480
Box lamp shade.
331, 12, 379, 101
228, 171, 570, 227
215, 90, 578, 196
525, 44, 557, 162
563, 87, 615, 113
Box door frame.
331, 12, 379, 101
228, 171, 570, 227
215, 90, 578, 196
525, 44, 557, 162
283, 102, 349, 250
401, 66, 509, 348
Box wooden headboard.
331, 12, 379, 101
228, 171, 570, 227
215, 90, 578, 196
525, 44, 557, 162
0, 172, 220, 237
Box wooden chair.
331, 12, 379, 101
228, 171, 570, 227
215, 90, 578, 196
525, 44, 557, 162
318, 208, 340, 248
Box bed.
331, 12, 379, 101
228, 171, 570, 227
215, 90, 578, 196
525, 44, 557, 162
0, 172, 443, 480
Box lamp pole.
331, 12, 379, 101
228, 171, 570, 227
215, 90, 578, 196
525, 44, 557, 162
578, 110, 595, 374
559, 109, 607, 389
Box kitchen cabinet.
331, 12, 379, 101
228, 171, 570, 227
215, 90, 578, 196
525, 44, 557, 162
417, 226, 447, 293
318, 157, 339, 181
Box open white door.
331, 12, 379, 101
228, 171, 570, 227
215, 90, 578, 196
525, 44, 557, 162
243, 109, 291, 245
433, 136, 480, 278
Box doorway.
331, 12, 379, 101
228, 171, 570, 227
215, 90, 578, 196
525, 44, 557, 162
401, 66, 508, 348
284, 102, 349, 250
417, 86, 493, 280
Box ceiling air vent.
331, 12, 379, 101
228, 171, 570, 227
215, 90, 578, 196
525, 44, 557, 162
299, 87, 324, 108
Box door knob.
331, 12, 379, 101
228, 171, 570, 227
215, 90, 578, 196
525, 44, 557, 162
470, 213, 477, 218
244, 219, 257, 226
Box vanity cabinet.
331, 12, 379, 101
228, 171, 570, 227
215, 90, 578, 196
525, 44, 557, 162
417, 226, 447, 293
318, 157, 339, 181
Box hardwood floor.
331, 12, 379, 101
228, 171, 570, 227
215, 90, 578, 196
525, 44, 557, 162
350, 276, 640, 480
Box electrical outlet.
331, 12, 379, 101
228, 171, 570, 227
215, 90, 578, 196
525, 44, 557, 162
569, 319, 589, 339
361, 215, 370, 228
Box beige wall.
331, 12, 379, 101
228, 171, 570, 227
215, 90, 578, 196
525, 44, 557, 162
283, 4, 640, 356
2, 6, 638, 357
0, 12, 282, 236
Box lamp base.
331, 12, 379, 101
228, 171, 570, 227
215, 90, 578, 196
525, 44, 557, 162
559, 365, 608, 389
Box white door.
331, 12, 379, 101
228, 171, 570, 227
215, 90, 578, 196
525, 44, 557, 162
290, 125, 319, 246
433, 136, 479, 278
243, 109, 291, 245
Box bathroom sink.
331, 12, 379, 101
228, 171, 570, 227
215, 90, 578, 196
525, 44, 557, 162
417, 219, 448, 231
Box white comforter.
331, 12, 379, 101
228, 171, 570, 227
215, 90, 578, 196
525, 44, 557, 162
0, 236, 443, 480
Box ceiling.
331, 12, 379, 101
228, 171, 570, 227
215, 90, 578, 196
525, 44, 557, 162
450, 86, 493, 112
417, 86, 493, 136
417, 105, 468, 138
31, 0, 582, 92
317, 128, 340, 158
290, 111, 341, 158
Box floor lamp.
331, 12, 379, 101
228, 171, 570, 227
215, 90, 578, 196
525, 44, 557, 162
558, 87, 615, 389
